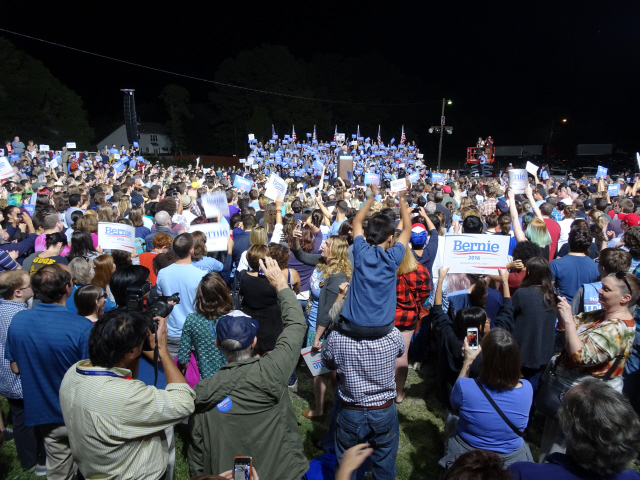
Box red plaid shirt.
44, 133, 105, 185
395, 263, 431, 329
479, 198, 498, 217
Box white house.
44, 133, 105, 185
97, 122, 172, 155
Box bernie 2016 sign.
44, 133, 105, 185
98, 222, 135, 252
442, 234, 510, 274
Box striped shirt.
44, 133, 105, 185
0, 300, 27, 399
60, 360, 195, 480
322, 328, 404, 407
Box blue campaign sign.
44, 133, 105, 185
352, 134, 357, 139
596, 165, 608, 179
233, 176, 253, 192
384, 173, 391, 179
284, 135, 290, 139
261, 151, 268, 156
409, 172, 420, 183
347, 171, 353, 182
273, 135, 278, 140
408, 146, 415, 151
307, 133, 312, 137
355, 169, 362, 175
390, 138, 395, 144
133, 141, 139, 148
431, 173, 444, 183
9, 154, 19, 162
269, 139, 275, 144
608, 183, 620, 196
23, 204, 35, 215
364, 173, 380, 186
113, 160, 125, 173
313, 159, 323, 171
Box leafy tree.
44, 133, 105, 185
160, 84, 192, 154
0, 37, 94, 149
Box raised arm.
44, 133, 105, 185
507, 187, 527, 243
396, 191, 412, 248
525, 184, 543, 220
352, 187, 376, 239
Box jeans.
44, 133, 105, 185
7, 398, 45, 470
334, 402, 399, 480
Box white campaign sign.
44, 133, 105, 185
335, 133, 346, 142
0, 157, 13, 179
66, 142, 76, 149
442, 234, 510, 274
46, 159, 59, 169
525, 161, 539, 177
201, 192, 230, 219
39, 144, 50, 151
390, 178, 407, 193
265, 173, 287, 201
189, 223, 228, 251
98, 222, 135, 252
301, 344, 330, 376
508, 169, 528, 194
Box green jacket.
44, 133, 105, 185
188, 288, 308, 480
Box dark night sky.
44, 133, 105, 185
2, 1, 639, 155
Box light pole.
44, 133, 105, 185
548, 118, 567, 149
430, 98, 452, 169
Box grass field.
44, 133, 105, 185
1, 356, 548, 480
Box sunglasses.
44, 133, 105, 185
612, 271, 631, 294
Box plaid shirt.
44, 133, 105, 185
551, 208, 563, 222
395, 263, 430, 329
322, 328, 404, 407
0, 300, 27, 399
479, 198, 498, 217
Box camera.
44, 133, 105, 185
126, 279, 180, 321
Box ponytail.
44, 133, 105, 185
468, 274, 488, 309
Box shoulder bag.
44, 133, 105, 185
474, 378, 523, 437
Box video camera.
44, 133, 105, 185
126, 279, 180, 323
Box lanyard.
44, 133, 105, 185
76, 367, 132, 380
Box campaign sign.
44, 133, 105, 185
431, 173, 444, 183
608, 183, 620, 196
233, 176, 252, 192
335, 133, 346, 142
364, 173, 380, 186
409, 172, 420, 183
0, 157, 13, 179
417, 153, 424, 159
98, 222, 135, 252
46, 159, 59, 169
390, 178, 407, 193
526, 161, 539, 177
66, 142, 76, 149
189, 223, 229, 251
301, 344, 330, 376
443, 234, 510, 274
201, 192, 230, 219
22, 204, 35, 216
265, 173, 287, 201
39, 144, 50, 151
596, 165, 608, 179
113, 160, 125, 173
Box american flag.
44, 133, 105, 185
291, 125, 297, 142
312, 125, 317, 142
272, 124, 276, 139
377, 125, 381, 144
334, 125, 338, 142
400, 125, 406, 145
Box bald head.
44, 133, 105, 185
155, 210, 170, 227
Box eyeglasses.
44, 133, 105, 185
611, 271, 631, 294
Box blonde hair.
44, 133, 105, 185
249, 226, 268, 246
397, 239, 418, 275
316, 236, 352, 280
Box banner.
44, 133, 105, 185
201, 192, 230, 219
442, 234, 510, 274
233, 176, 253, 192
264, 173, 287, 201
0, 157, 13, 179
525, 161, 539, 176
390, 178, 407, 193
364, 173, 379, 186
189, 223, 229, 251
66, 142, 76, 149
98, 222, 135, 252
431, 173, 444, 183
596, 165, 608, 179
608, 183, 620, 196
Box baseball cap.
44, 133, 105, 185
496, 200, 509, 212
442, 185, 451, 194
216, 310, 259, 351
619, 213, 640, 227
131, 195, 144, 207
191, 182, 200, 188
410, 223, 427, 246
583, 199, 595, 210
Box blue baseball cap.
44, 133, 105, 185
216, 310, 259, 351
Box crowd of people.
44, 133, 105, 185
1, 132, 640, 480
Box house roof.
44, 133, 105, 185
138, 122, 167, 134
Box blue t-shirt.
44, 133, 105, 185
156, 263, 206, 337
451, 377, 532, 453
5, 303, 93, 426
341, 235, 405, 327
550, 254, 599, 303
66, 284, 116, 315
192, 256, 224, 273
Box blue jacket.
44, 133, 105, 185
509, 453, 640, 480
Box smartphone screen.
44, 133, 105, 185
233, 457, 252, 480
467, 328, 479, 349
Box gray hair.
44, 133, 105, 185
425, 201, 437, 215
155, 210, 170, 227
559, 378, 640, 476
68, 257, 94, 285
218, 339, 252, 364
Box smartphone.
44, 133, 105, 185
467, 328, 479, 349
233, 456, 252, 480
